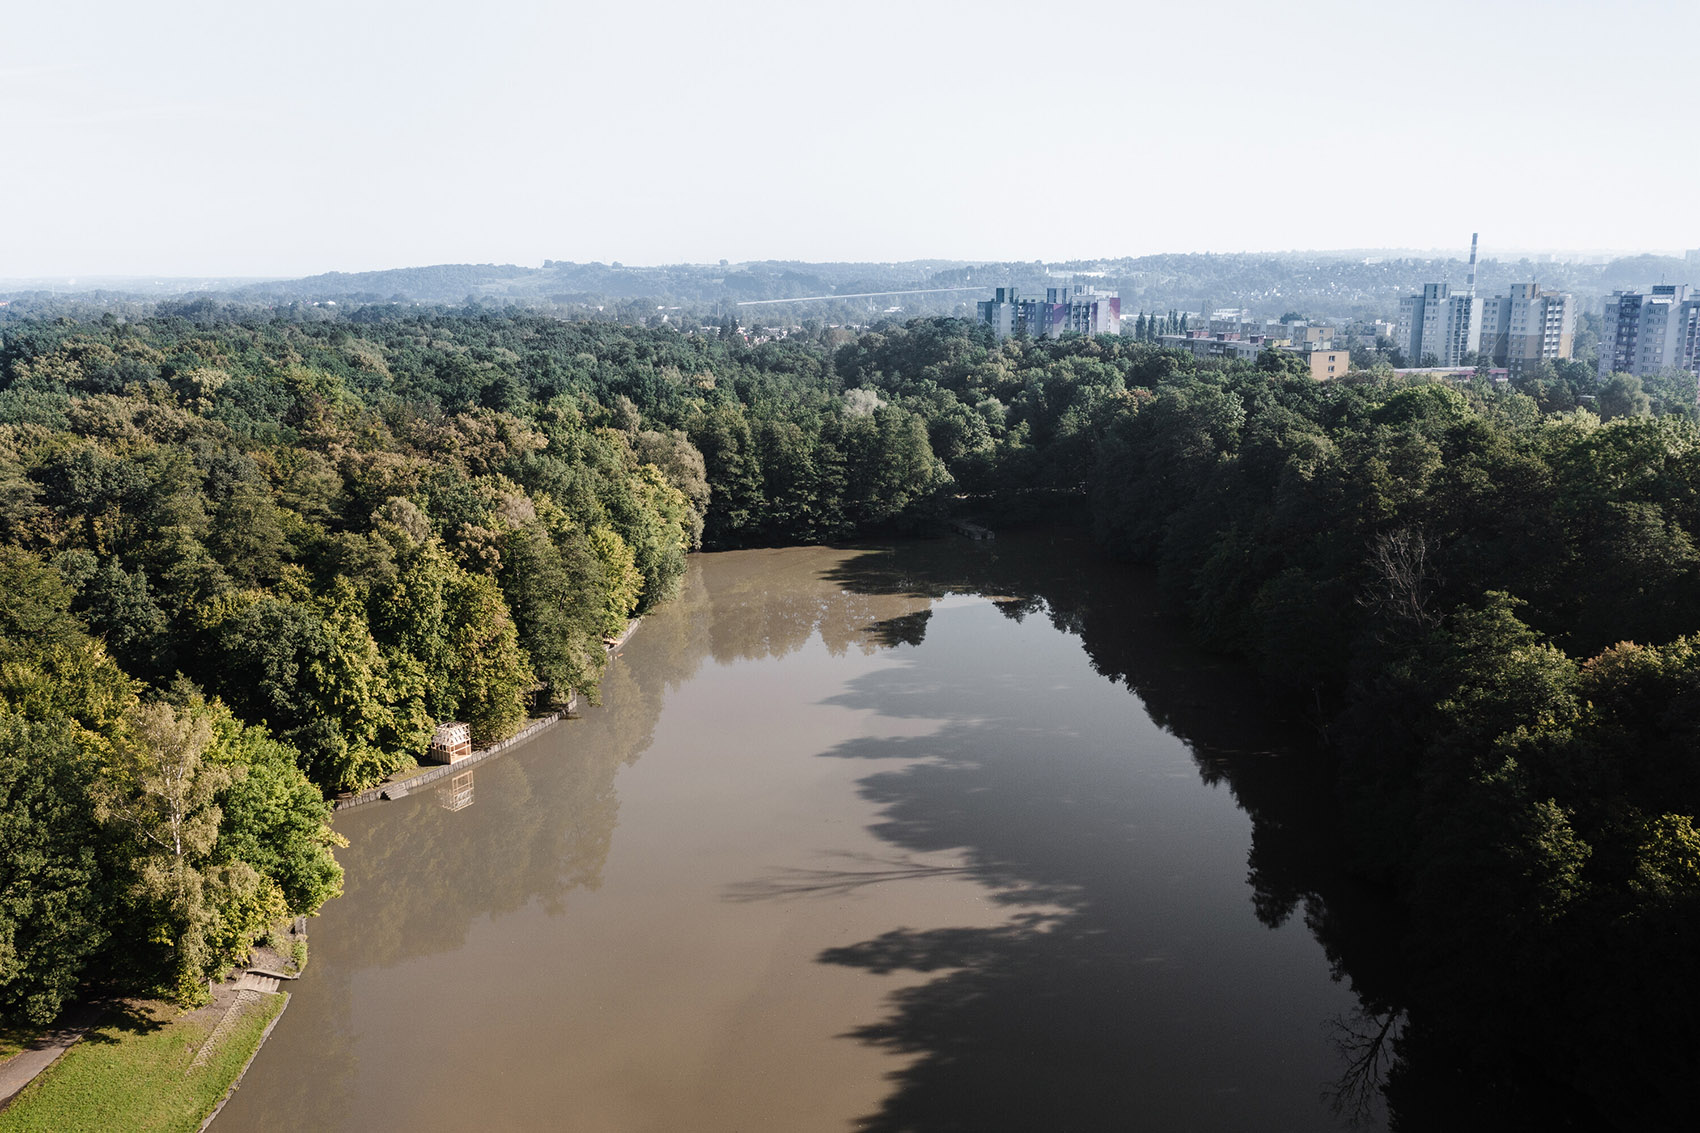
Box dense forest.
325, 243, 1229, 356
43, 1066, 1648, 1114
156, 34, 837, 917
1, 306, 1696, 1126
0, 310, 949, 1023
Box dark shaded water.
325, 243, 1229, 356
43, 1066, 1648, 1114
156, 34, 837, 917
218, 533, 1399, 1131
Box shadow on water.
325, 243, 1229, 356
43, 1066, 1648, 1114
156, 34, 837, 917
802, 530, 1412, 1132
219, 550, 978, 1131
226, 534, 1548, 1131
273, 553, 946, 978
223, 533, 1623, 1131
219, 579, 721, 1130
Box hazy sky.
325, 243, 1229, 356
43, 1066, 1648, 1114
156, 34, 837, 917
4, 0, 1695, 278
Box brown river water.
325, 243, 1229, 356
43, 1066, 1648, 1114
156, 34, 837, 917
216, 533, 1393, 1131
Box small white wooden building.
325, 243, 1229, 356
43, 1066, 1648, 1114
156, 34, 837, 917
427, 721, 473, 764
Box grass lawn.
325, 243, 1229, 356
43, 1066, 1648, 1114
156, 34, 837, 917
0, 994, 286, 1133
0, 1025, 39, 1063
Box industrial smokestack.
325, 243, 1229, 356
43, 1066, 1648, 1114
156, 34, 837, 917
1467, 232, 1479, 298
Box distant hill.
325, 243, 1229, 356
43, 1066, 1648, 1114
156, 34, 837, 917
233, 263, 536, 303
5, 252, 1696, 321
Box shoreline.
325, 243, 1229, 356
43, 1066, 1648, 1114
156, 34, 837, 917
202, 613, 643, 1125
333, 708, 568, 811
333, 616, 641, 812
196, 993, 290, 1133
0, 992, 288, 1133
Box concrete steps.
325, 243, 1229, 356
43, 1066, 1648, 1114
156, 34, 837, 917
190, 991, 260, 1069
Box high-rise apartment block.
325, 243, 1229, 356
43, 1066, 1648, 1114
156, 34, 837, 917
1396, 278, 1574, 373
1479, 283, 1575, 376
1600, 285, 1700, 378
977, 286, 1121, 340
1397, 282, 1482, 366
978, 287, 1022, 339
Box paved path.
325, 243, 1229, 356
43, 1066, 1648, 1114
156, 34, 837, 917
0, 1001, 106, 1105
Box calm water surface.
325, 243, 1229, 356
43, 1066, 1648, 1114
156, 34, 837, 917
218, 535, 1389, 1131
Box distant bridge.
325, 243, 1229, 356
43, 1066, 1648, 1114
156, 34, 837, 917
735, 286, 983, 307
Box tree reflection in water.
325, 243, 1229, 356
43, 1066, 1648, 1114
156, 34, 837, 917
225, 534, 1429, 1132
1329, 1007, 1406, 1127
811, 532, 1411, 1131
219, 548, 977, 1131
724, 851, 975, 902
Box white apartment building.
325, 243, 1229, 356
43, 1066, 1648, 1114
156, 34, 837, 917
976, 286, 1121, 340
1600, 285, 1700, 378
977, 287, 1021, 338
1478, 283, 1576, 376
1397, 282, 1482, 366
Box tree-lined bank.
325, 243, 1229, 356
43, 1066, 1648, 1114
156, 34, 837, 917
1, 307, 1696, 1125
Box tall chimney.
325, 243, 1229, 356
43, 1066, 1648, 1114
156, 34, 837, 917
1467, 232, 1479, 298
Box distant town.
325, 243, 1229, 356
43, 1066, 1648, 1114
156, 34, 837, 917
7, 242, 1699, 395
968, 234, 1700, 389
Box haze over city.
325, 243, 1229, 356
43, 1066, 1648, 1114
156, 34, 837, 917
5, 0, 1696, 278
